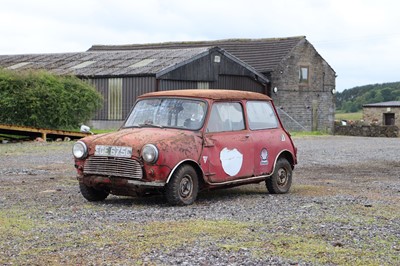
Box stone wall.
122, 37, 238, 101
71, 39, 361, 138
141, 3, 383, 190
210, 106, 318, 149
270, 39, 336, 133
334, 124, 399, 137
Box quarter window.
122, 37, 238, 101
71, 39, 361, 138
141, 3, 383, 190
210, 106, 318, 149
206, 102, 245, 132
247, 101, 278, 130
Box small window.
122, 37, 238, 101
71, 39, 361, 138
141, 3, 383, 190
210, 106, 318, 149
299, 66, 309, 84
247, 101, 278, 130
206, 102, 245, 132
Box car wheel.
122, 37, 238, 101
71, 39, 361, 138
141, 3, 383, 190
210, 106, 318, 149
266, 158, 292, 194
165, 165, 199, 206
79, 182, 109, 201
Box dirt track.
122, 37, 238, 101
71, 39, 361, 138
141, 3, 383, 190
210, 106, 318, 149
0, 136, 399, 265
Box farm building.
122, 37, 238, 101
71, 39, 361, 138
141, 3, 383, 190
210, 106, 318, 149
363, 101, 400, 126
0, 47, 268, 129
89, 36, 337, 132
0, 36, 336, 132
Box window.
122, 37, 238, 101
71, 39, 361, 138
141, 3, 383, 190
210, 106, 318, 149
247, 101, 278, 130
108, 78, 123, 120
299, 66, 309, 84
206, 102, 245, 132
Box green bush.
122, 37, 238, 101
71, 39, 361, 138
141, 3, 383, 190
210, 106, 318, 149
0, 69, 103, 130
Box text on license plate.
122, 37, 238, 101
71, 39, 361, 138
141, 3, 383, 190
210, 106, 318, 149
94, 145, 132, 158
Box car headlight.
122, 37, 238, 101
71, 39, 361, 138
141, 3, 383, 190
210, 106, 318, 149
141, 144, 159, 163
73, 141, 88, 159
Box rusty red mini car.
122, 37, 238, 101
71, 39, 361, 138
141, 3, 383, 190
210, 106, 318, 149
73, 89, 297, 205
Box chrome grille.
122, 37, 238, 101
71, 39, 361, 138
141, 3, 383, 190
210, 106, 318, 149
84, 157, 143, 179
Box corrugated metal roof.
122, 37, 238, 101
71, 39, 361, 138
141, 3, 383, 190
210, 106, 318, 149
363, 101, 400, 107
88, 36, 306, 73
0, 48, 212, 77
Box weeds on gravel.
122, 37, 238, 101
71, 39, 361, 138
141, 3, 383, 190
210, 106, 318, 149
0, 210, 37, 265
0, 210, 35, 235
1, 210, 399, 265
0, 218, 253, 265
96, 220, 252, 260
291, 184, 340, 196
265, 233, 379, 265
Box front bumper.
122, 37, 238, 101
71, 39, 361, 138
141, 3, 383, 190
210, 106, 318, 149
77, 175, 166, 188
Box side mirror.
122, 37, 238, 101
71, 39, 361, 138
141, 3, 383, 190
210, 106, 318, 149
80, 125, 93, 135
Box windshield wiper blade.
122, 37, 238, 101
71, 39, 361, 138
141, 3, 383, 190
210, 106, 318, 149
138, 123, 163, 128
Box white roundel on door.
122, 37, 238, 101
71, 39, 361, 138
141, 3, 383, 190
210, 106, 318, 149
220, 148, 243, 176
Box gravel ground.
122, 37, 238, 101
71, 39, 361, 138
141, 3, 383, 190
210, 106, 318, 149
0, 136, 399, 265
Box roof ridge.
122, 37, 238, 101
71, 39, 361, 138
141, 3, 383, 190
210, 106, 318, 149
89, 36, 306, 50
363, 101, 400, 107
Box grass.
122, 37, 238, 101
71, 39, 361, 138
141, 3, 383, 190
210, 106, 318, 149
335, 111, 363, 121
0, 141, 72, 156
289, 131, 328, 137
92, 128, 117, 134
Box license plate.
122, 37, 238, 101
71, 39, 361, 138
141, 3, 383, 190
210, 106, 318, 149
94, 145, 132, 158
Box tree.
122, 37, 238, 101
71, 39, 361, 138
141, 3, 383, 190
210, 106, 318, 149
380, 88, 392, 102
0, 69, 103, 129
336, 81, 400, 112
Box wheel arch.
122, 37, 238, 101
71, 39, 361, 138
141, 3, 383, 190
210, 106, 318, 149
166, 159, 206, 188
276, 150, 296, 169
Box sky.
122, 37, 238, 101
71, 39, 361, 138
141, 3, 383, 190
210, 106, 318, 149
1, 0, 400, 92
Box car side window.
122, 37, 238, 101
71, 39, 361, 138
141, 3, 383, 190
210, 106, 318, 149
206, 102, 245, 132
247, 101, 278, 130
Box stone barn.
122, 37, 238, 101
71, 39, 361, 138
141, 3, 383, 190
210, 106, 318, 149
89, 36, 337, 132
363, 101, 400, 126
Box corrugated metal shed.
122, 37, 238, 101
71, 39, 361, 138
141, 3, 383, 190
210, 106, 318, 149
0, 46, 270, 128
88, 37, 306, 73
363, 101, 400, 107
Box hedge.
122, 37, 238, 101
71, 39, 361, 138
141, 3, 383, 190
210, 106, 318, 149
0, 69, 103, 130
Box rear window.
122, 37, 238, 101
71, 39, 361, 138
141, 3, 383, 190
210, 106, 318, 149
247, 101, 278, 130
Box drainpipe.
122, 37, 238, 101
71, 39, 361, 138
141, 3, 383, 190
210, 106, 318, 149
156, 78, 160, 92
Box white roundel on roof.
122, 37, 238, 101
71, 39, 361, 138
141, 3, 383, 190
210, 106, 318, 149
220, 148, 243, 176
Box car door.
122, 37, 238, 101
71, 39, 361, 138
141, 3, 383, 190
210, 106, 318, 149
246, 100, 284, 176
201, 102, 254, 183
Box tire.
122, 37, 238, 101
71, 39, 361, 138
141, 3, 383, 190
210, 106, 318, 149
79, 182, 109, 201
266, 158, 292, 194
165, 165, 199, 206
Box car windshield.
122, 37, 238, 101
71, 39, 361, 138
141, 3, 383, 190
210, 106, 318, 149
124, 98, 207, 130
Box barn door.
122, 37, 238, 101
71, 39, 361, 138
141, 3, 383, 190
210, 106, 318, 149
384, 113, 395, 125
